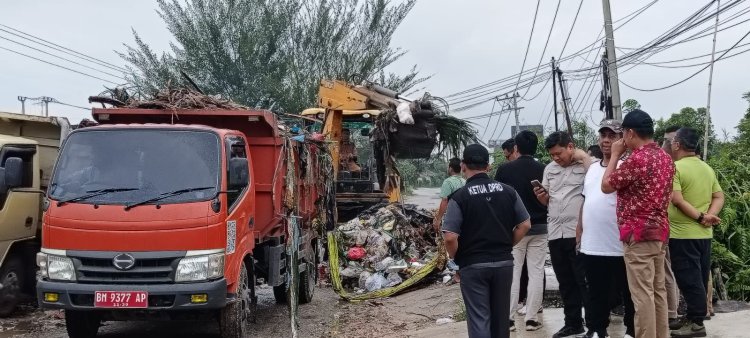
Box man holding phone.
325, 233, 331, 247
494, 130, 547, 332
534, 131, 592, 338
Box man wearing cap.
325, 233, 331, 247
602, 109, 675, 338
443, 144, 531, 338
577, 120, 635, 338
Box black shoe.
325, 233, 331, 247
525, 320, 543, 331
553, 326, 586, 338
670, 317, 686, 330
509, 320, 516, 332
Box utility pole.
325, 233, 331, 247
512, 92, 522, 137
17, 96, 27, 114
602, 0, 623, 119
40, 96, 53, 116
551, 57, 559, 131
557, 68, 574, 136
704, 0, 720, 160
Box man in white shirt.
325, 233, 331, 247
576, 120, 634, 338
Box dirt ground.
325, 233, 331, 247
0, 188, 447, 338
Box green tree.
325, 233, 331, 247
654, 107, 717, 155
120, 0, 424, 114
705, 92, 750, 300
622, 98, 641, 113
572, 120, 598, 150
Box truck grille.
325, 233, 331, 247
68, 251, 185, 284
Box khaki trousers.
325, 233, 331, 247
624, 241, 669, 338
508, 234, 547, 322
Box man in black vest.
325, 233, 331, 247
443, 144, 532, 338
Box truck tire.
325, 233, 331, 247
220, 263, 251, 338
0, 257, 24, 317
65, 310, 100, 338
298, 260, 316, 304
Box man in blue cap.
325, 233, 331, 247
443, 144, 531, 338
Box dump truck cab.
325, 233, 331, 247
0, 112, 69, 317
37, 108, 323, 338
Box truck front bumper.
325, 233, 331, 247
37, 278, 228, 312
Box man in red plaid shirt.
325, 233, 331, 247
601, 110, 675, 338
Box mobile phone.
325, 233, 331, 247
531, 180, 545, 190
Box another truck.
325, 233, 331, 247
36, 107, 326, 338
0, 112, 70, 317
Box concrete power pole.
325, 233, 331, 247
17, 96, 27, 114
512, 92, 521, 136
704, 0, 720, 160
602, 0, 623, 120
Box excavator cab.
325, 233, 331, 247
303, 80, 440, 222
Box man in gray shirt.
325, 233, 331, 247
534, 131, 591, 338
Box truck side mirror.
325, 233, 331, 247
3, 157, 23, 189
361, 128, 370, 137
228, 157, 249, 190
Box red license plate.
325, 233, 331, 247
94, 291, 148, 308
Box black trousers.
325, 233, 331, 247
582, 254, 635, 334
460, 264, 513, 338
670, 238, 712, 323
549, 238, 590, 329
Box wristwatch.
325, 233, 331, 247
697, 212, 705, 223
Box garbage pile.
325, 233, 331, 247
334, 203, 441, 293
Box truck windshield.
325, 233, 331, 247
49, 129, 220, 205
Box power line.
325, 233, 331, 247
558, 0, 585, 59
0, 35, 126, 80
620, 27, 750, 92
520, 0, 562, 99
444, 0, 660, 102
0, 45, 121, 85
0, 24, 128, 73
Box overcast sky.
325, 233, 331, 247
1, 0, 748, 142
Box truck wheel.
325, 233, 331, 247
0, 257, 24, 318
220, 263, 251, 338
298, 261, 316, 304
65, 310, 100, 338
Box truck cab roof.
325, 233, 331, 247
0, 134, 39, 146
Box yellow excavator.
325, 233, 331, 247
301, 80, 440, 222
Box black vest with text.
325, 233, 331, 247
450, 173, 518, 267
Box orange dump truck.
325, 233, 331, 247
36, 108, 326, 338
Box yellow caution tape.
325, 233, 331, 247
327, 231, 447, 302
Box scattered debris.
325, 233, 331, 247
435, 317, 455, 325
328, 203, 447, 301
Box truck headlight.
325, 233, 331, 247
37, 252, 76, 281
175, 252, 224, 282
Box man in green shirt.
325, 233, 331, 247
434, 158, 465, 231
668, 128, 724, 337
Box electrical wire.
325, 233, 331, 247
0, 45, 120, 85
0, 35, 126, 80
520, 0, 562, 99
558, 0, 585, 59
620, 27, 750, 92
444, 0, 660, 102
0, 24, 129, 73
